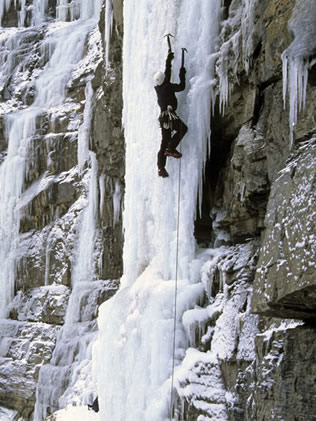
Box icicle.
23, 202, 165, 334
17, 0, 26, 27
282, 0, 316, 148
72, 152, 98, 286
217, 30, 240, 115
0, 0, 12, 26
105, 0, 113, 68
113, 180, 122, 226
31, 0, 49, 26
79, 0, 102, 21
182, 307, 209, 348
56, 0, 101, 23
241, 0, 257, 74
56, 0, 79, 22
44, 226, 56, 286
56, 0, 67, 21
99, 172, 105, 216
78, 80, 94, 175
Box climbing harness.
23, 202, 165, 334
159, 106, 179, 130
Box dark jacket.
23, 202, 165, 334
155, 53, 186, 112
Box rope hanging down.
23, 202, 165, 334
169, 146, 182, 421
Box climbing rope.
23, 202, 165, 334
169, 143, 182, 421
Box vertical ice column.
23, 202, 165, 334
56, 0, 79, 22
78, 80, 94, 175
71, 152, 99, 288
95, 1, 222, 420
17, 0, 26, 26
113, 181, 122, 225
31, 0, 49, 26
80, 0, 102, 21
122, 0, 181, 284
122, 0, 221, 285
241, 0, 258, 73
0, 111, 36, 318
0, 0, 13, 26
61, 150, 98, 333
282, 0, 316, 147
176, 0, 222, 215
105, 0, 113, 68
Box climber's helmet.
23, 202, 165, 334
153, 71, 165, 86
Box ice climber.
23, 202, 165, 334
154, 50, 187, 178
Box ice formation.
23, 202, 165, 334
121, 0, 222, 286
216, 0, 260, 114
33, 5, 103, 420
0, 0, 103, 417
78, 81, 94, 175
94, 1, 224, 420
0, 0, 313, 419
104, 0, 113, 68
0, 0, 100, 318
282, 0, 316, 147
0, 0, 47, 26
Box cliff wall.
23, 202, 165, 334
181, 0, 316, 419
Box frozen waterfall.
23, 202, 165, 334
0, 0, 101, 318
31, 4, 104, 421
1, 0, 313, 419
94, 1, 222, 420
121, 0, 221, 286
0, 0, 100, 26
0, 2, 103, 418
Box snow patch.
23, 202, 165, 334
45, 405, 98, 421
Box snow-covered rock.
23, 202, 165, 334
252, 138, 316, 318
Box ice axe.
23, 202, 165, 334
164, 33, 174, 53
181, 47, 187, 67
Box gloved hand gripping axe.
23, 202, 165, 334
164, 33, 174, 53
181, 47, 187, 68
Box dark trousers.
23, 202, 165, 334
157, 117, 188, 170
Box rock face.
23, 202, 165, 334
253, 323, 316, 421
9, 285, 70, 325
178, 0, 316, 420
173, 242, 260, 421
252, 139, 316, 319
0, 319, 60, 420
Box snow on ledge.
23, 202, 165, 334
45, 405, 98, 421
